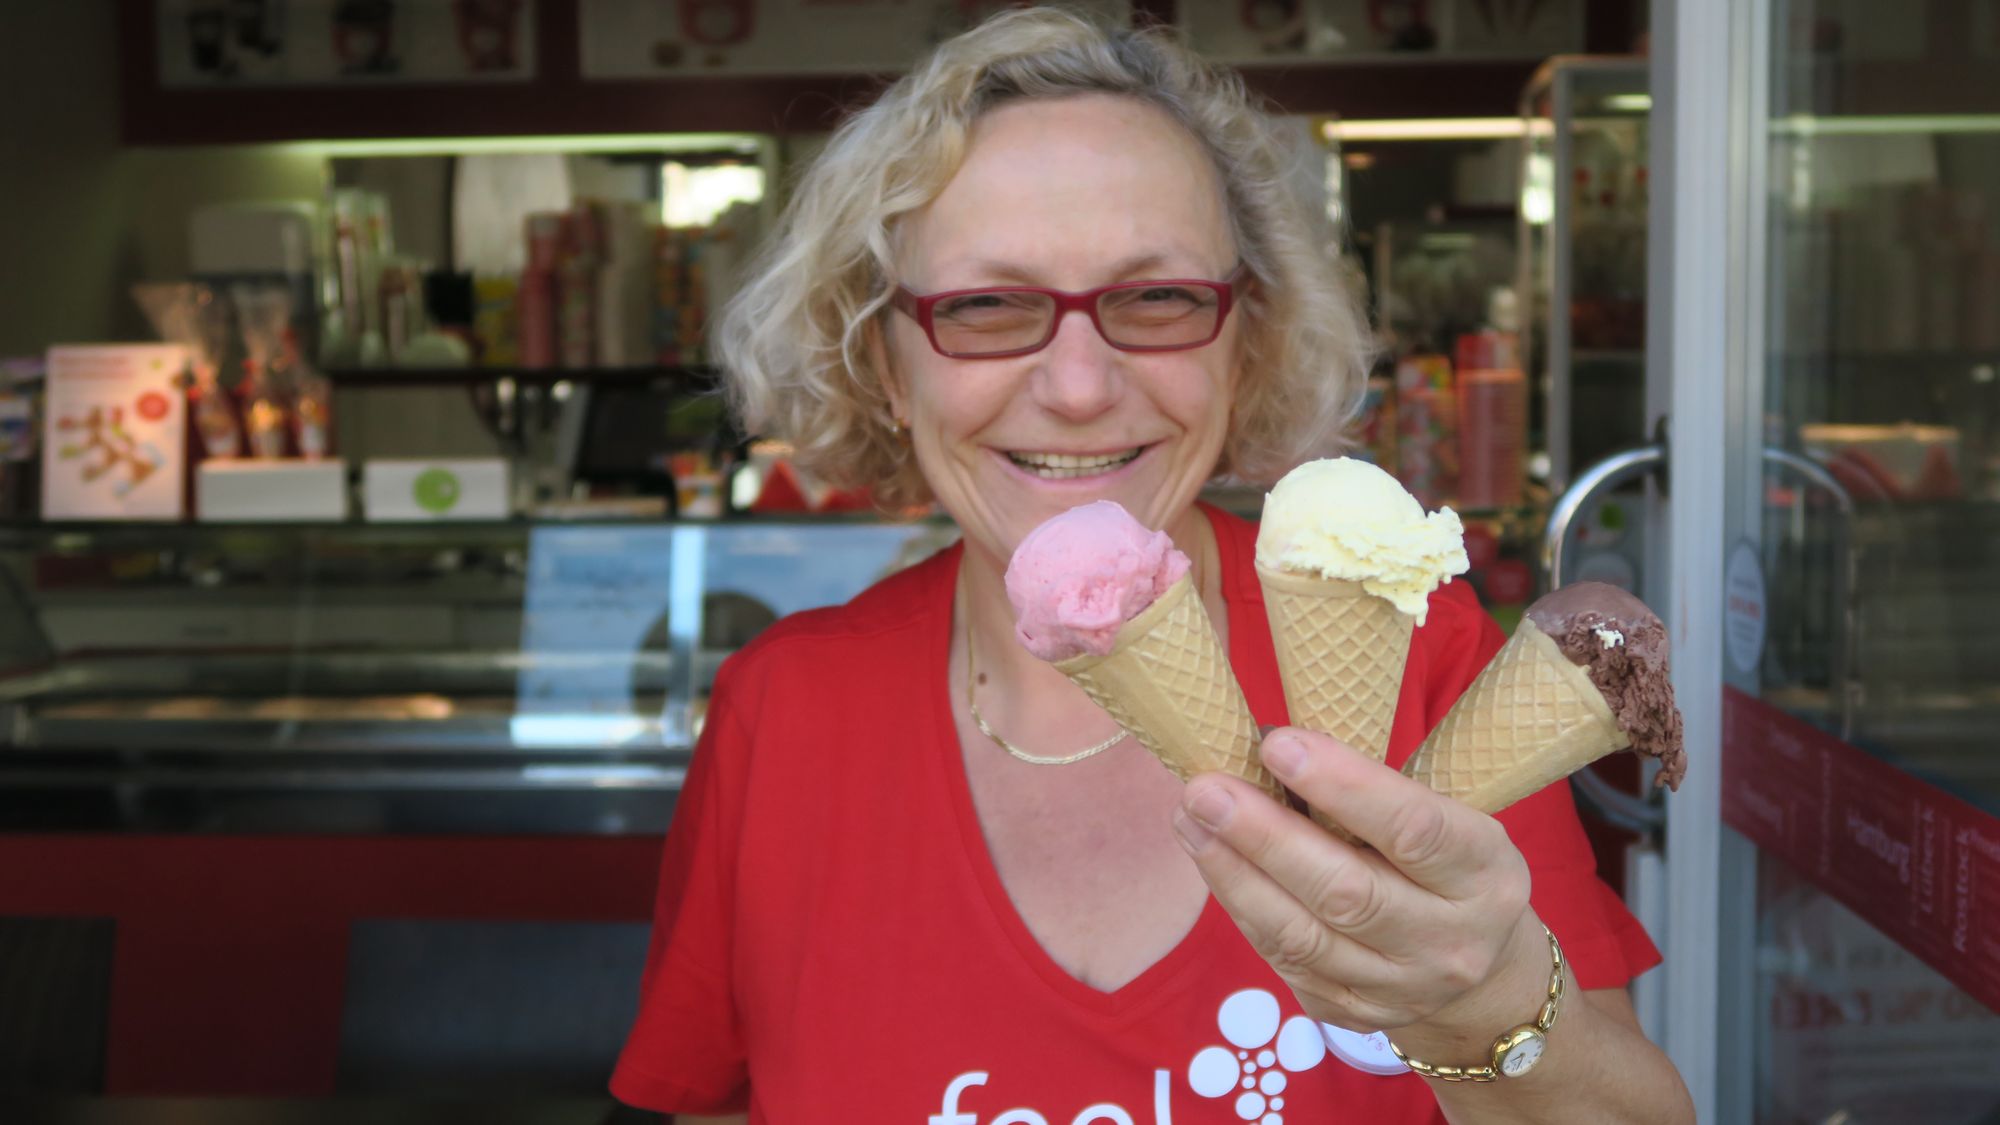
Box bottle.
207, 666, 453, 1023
1454, 287, 1527, 510
556, 204, 601, 369
517, 211, 564, 369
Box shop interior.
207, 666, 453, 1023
3, 1, 1997, 1120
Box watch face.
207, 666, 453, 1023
1498, 1033, 1546, 1077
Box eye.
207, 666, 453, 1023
1103, 284, 1212, 318
935, 291, 1040, 319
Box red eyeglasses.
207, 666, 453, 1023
890, 265, 1247, 359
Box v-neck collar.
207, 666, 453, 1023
927, 503, 1248, 1021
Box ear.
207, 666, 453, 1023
866, 316, 910, 423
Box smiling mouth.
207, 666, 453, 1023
1005, 447, 1146, 480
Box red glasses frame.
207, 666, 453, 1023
890, 265, 1247, 359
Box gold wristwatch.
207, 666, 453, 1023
1387, 925, 1565, 1082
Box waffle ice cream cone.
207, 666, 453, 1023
1255, 458, 1466, 840
1258, 565, 1413, 840
1258, 565, 1414, 766
1402, 621, 1630, 815
1055, 573, 1287, 804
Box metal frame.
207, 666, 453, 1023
1715, 0, 1776, 1118
1517, 54, 1650, 496
1654, 0, 1737, 1117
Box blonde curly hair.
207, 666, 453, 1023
714, 6, 1372, 510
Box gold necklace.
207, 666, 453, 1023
967, 613, 1129, 766
964, 516, 1216, 768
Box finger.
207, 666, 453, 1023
1171, 791, 1405, 1027
1177, 772, 1446, 958
1260, 727, 1514, 902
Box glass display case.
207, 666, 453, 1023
0, 516, 957, 834
0, 513, 962, 1099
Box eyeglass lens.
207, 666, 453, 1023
930, 284, 1223, 356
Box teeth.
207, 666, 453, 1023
1008, 448, 1142, 478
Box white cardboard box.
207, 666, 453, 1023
363, 458, 510, 521
40, 344, 189, 521
196, 460, 348, 522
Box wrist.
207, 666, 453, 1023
1389, 912, 1550, 1063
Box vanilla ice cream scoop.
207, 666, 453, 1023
1256, 458, 1469, 625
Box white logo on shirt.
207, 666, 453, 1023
927, 988, 1332, 1124
1185, 989, 1329, 1123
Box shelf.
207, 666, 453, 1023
324, 364, 718, 389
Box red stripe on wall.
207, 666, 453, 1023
0, 835, 662, 1095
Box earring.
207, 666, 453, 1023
890, 416, 910, 442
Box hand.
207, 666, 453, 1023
1172, 726, 1540, 1040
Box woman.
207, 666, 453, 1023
614, 9, 1693, 1123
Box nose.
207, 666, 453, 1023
1028, 308, 1124, 422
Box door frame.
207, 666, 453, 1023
1651, 0, 1763, 1118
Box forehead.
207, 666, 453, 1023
898, 93, 1236, 283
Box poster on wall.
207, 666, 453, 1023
39, 346, 189, 522
155, 0, 538, 87
1180, 0, 1582, 64
579, 0, 1132, 79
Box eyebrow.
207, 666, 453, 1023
937, 251, 1205, 287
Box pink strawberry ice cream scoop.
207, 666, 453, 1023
1005, 501, 1192, 661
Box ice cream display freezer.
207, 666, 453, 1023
0, 518, 955, 834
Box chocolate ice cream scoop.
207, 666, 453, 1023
1525, 582, 1686, 790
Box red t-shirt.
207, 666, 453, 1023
613, 506, 1660, 1122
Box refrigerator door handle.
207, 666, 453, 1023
1539, 443, 1667, 591
1538, 442, 1668, 838
1535, 442, 1861, 836
1758, 446, 1860, 739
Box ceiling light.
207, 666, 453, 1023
1321, 117, 1552, 142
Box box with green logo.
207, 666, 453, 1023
362, 459, 509, 522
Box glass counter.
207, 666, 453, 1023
0, 517, 958, 833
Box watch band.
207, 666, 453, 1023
1387, 924, 1565, 1083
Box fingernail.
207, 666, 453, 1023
1264, 732, 1307, 779
1186, 785, 1235, 830
1172, 806, 1213, 850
